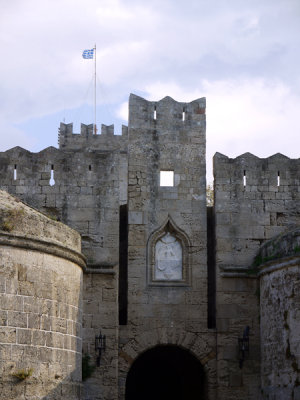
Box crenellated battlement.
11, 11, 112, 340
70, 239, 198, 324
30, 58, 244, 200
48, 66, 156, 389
214, 152, 300, 189
0, 143, 123, 267
58, 122, 128, 151
128, 93, 206, 131
214, 151, 300, 271
58, 94, 206, 151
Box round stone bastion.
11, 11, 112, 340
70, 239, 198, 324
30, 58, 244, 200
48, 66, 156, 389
258, 227, 300, 400
0, 190, 86, 400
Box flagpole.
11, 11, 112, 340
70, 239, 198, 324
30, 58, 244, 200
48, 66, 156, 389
94, 44, 97, 134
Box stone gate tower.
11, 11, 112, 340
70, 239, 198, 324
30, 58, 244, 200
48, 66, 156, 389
118, 94, 215, 398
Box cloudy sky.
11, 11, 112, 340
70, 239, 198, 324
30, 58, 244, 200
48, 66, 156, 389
1, 0, 299, 181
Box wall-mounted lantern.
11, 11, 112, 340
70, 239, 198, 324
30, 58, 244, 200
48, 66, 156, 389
238, 326, 250, 369
95, 331, 106, 367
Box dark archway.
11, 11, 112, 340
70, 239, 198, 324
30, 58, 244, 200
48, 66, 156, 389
125, 345, 206, 400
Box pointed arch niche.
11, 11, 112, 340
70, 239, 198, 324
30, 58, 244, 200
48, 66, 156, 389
147, 217, 191, 286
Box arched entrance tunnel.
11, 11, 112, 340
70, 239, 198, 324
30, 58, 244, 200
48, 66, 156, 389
125, 345, 206, 400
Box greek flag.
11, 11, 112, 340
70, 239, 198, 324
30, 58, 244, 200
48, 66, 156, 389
82, 48, 94, 59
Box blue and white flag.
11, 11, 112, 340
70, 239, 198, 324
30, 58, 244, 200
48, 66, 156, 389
82, 48, 94, 59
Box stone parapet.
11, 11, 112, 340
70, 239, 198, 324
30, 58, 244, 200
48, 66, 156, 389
58, 122, 128, 152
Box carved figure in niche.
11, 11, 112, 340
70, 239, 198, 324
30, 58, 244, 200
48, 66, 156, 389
155, 232, 182, 280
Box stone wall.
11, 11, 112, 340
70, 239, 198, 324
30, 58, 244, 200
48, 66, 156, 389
0, 143, 123, 399
0, 145, 121, 266
0, 190, 85, 399
58, 123, 128, 205
259, 228, 300, 399
82, 269, 119, 400
214, 152, 300, 268
213, 152, 300, 399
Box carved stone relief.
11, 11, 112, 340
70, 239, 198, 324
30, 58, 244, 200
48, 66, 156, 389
154, 232, 182, 280
147, 217, 190, 286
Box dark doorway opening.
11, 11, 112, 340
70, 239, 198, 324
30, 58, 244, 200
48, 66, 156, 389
125, 345, 206, 400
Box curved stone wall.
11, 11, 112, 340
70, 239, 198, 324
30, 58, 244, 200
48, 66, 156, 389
259, 228, 300, 399
0, 190, 85, 399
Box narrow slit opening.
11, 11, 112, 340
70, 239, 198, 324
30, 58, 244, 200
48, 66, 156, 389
277, 171, 280, 187
154, 106, 157, 120
182, 109, 185, 121
14, 165, 17, 180
49, 165, 55, 186
243, 170, 246, 187
89, 165, 92, 171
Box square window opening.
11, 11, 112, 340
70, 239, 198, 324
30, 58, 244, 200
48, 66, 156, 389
160, 171, 174, 187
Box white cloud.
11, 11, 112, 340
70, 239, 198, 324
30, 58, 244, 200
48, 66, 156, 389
0, 121, 36, 152
117, 101, 129, 121
0, 0, 299, 170
0, 0, 158, 124
203, 79, 300, 157
95, 0, 140, 21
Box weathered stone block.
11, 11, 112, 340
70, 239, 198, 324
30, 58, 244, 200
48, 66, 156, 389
17, 328, 32, 345
128, 211, 143, 225
0, 311, 7, 326
0, 295, 23, 311
0, 327, 16, 343
7, 311, 27, 328
229, 371, 243, 387
216, 318, 229, 333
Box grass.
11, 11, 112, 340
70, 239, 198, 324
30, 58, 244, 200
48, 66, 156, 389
0, 208, 25, 232
12, 368, 33, 380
